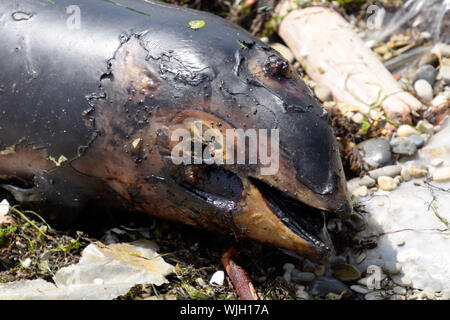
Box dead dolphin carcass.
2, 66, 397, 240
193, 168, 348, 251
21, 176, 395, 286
0, 0, 351, 261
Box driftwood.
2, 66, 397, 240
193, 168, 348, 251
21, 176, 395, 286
275, 1, 423, 124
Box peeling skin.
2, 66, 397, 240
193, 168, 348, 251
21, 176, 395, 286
0, 0, 352, 260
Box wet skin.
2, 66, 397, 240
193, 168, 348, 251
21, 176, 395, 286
0, 0, 351, 261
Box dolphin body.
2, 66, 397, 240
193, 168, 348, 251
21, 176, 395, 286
0, 0, 351, 260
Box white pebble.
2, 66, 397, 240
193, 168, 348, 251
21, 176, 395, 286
354, 186, 368, 197
441, 289, 450, 300
94, 278, 104, 285
296, 289, 309, 300
359, 175, 376, 187
356, 252, 366, 264
378, 176, 397, 191
393, 286, 406, 295
21, 258, 32, 268
369, 165, 402, 179
382, 261, 401, 275
0, 199, 10, 217
351, 112, 364, 124
433, 167, 450, 182
400, 167, 411, 182
365, 291, 385, 300
351, 285, 372, 294
209, 270, 225, 286
431, 158, 444, 167
421, 287, 435, 299
397, 125, 420, 138
408, 165, 428, 178
414, 79, 433, 102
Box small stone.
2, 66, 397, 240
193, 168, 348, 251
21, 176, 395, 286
0, 199, 10, 217
419, 52, 439, 67
131, 138, 142, 150
408, 134, 425, 148
416, 120, 435, 135
282, 263, 295, 272
394, 237, 405, 246
195, 277, 207, 287
291, 270, 315, 283
302, 259, 315, 273
270, 42, 294, 63
390, 137, 417, 156
431, 158, 444, 167
295, 289, 309, 300
94, 278, 104, 285
333, 264, 361, 282
369, 165, 402, 179
438, 43, 450, 58
394, 176, 402, 184
393, 286, 407, 295
354, 186, 368, 197
359, 175, 376, 187
351, 112, 364, 124
314, 84, 332, 102
351, 285, 372, 294
408, 165, 428, 178
309, 277, 349, 297
389, 294, 404, 300
433, 167, 450, 182
421, 287, 435, 299
413, 64, 437, 86
357, 138, 392, 169
414, 79, 434, 102
314, 265, 326, 277
382, 261, 401, 275
364, 291, 385, 300
378, 176, 397, 191
397, 124, 420, 138
209, 270, 225, 286
440, 63, 450, 85
21, 258, 32, 268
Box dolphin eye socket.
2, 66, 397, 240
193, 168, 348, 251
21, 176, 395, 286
263, 55, 289, 79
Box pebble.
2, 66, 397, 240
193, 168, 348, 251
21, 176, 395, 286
94, 278, 104, 285
408, 134, 425, 148
440, 63, 450, 85
270, 43, 295, 64
437, 43, 450, 58
389, 294, 404, 300
350, 285, 372, 294
431, 158, 444, 167
407, 294, 418, 300
394, 176, 402, 185
314, 84, 333, 102
400, 167, 411, 182
433, 167, 450, 182
397, 125, 420, 138
359, 175, 376, 187
209, 271, 225, 286
413, 64, 437, 86
378, 176, 397, 191
419, 52, 439, 67
283, 263, 295, 272
369, 165, 402, 179
21, 258, 32, 268
394, 237, 405, 246
421, 287, 435, 299
382, 261, 401, 275
393, 286, 407, 295
416, 120, 435, 135
408, 165, 428, 178
351, 112, 364, 124
357, 138, 392, 169
195, 277, 207, 287
295, 289, 310, 300
414, 79, 434, 102
354, 186, 368, 197
291, 270, 315, 283
356, 252, 366, 264
309, 277, 349, 297
333, 264, 361, 282
364, 291, 385, 300
390, 137, 417, 156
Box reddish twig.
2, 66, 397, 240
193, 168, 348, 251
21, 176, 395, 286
221, 247, 259, 300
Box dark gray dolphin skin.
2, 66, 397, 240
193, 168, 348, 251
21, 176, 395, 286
0, 0, 351, 261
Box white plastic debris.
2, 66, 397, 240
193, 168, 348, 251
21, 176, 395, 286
209, 270, 225, 286
0, 240, 173, 300
0, 199, 11, 227
354, 119, 450, 291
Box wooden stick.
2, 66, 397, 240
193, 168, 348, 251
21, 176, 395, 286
275, 1, 423, 124
221, 247, 259, 300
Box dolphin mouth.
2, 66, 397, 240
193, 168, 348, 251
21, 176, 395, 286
249, 177, 332, 251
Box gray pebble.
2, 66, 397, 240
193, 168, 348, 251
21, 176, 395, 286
359, 175, 376, 187
302, 259, 316, 273
414, 79, 434, 102
408, 134, 425, 148
356, 138, 392, 169
309, 277, 349, 297
393, 286, 407, 295
350, 285, 372, 294
382, 261, 402, 275
389, 294, 404, 300
291, 270, 315, 283
333, 264, 361, 282
314, 85, 333, 102
368, 165, 402, 179
390, 137, 417, 156
295, 289, 310, 300
413, 64, 437, 86
364, 291, 386, 300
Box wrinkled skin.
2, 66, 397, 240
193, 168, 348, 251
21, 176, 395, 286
0, 0, 351, 261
